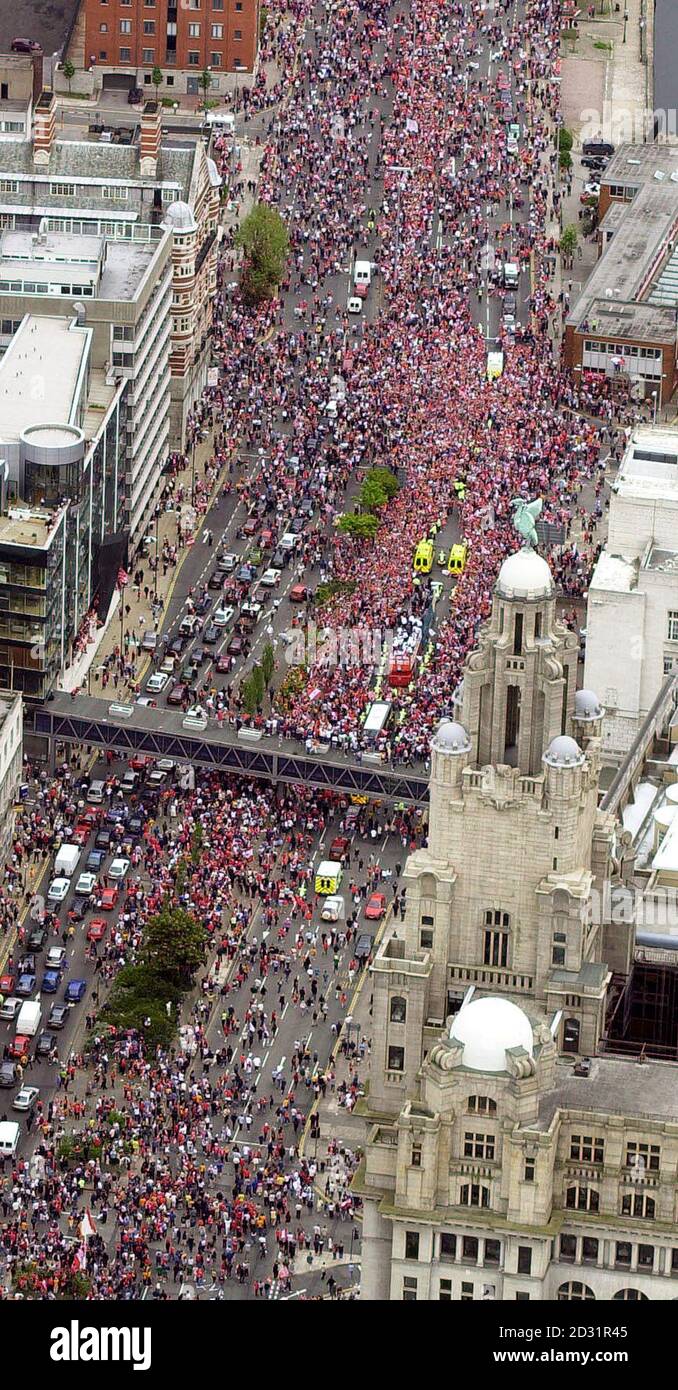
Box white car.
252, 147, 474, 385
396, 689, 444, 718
321, 895, 344, 922
75, 872, 97, 897
146, 672, 169, 693
213, 605, 235, 628
12, 1085, 39, 1112
218, 552, 238, 573
186, 705, 206, 720
260, 568, 281, 588
45, 947, 66, 970
583, 181, 600, 197
136, 696, 156, 708
0, 997, 21, 1021
47, 877, 70, 903
280, 533, 298, 552
147, 769, 167, 786
108, 857, 130, 880
347, 296, 362, 314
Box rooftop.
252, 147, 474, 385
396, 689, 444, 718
616, 426, 678, 496
602, 141, 678, 189
0, 229, 104, 262
537, 1055, 678, 1126
568, 183, 678, 341
588, 550, 637, 593
0, 139, 194, 210
0, 314, 90, 441
0, 501, 64, 548
0, 227, 164, 303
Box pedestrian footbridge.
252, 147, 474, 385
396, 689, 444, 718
35, 694, 429, 805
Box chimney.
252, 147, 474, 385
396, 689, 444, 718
140, 101, 162, 177
33, 89, 56, 167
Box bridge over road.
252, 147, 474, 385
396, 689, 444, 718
35, 694, 430, 805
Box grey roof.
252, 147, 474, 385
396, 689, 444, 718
0, 140, 194, 212
538, 1055, 678, 1126
549, 962, 610, 991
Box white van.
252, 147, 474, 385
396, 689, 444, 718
203, 111, 235, 136
353, 259, 372, 290
503, 261, 519, 289
54, 843, 80, 879
0, 1121, 19, 1159
88, 779, 106, 804
17, 1001, 41, 1037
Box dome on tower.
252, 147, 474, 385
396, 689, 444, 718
543, 734, 584, 768
449, 996, 534, 1072
431, 719, 471, 755
163, 200, 197, 233
496, 547, 554, 601
574, 688, 604, 721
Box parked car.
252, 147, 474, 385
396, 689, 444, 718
203, 623, 219, 645
45, 948, 66, 971
7, 1035, 31, 1061
127, 85, 143, 104
15, 972, 36, 997
75, 872, 97, 897
146, 672, 169, 694
40, 970, 61, 994
194, 593, 212, 615
99, 887, 120, 911
86, 918, 107, 943
213, 606, 235, 628
67, 898, 89, 924
64, 979, 87, 1004
13, 1085, 39, 1112
0, 1061, 18, 1087
364, 891, 387, 920
260, 568, 281, 588
47, 1005, 68, 1030
26, 926, 47, 952
167, 682, 189, 707
108, 857, 130, 880
86, 849, 106, 872
36, 1031, 57, 1058
47, 878, 70, 904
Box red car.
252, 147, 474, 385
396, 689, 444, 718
354, 281, 369, 300
365, 892, 387, 921
167, 683, 189, 707
7, 1034, 30, 1060
86, 918, 108, 942
129, 754, 153, 771
242, 518, 258, 537
216, 654, 231, 674
0, 972, 15, 995
289, 584, 308, 603
99, 887, 120, 911
330, 835, 350, 860
227, 635, 244, 657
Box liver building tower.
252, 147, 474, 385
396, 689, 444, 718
353, 548, 674, 1303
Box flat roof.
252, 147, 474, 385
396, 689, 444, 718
567, 183, 678, 340
0, 314, 90, 441
588, 550, 637, 593
0, 229, 104, 262
98, 238, 160, 301
537, 1055, 678, 1126
616, 426, 678, 496
602, 142, 678, 189
0, 501, 63, 548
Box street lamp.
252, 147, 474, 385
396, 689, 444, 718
622, 9, 628, 44
652, 389, 658, 425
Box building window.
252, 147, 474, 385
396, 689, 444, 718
166, 75, 174, 85
615, 1242, 632, 1268
100, 22, 108, 31
188, 23, 201, 36
120, 19, 132, 32
462, 1236, 478, 1263
0, 180, 18, 193
188, 51, 200, 64
667, 611, 678, 642
515, 1292, 530, 1301
614, 1288, 648, 1301
49, 182, 76, 196
638, 1244, 654, 1270
143, 19, 155, 32
213, 0, 224, 8
565, 1185, 599, 1213
439, 1279, 452, 1301
120, 47, 131, 60
671, 1249, 678, 1275
483, 909, 509, 966
420, 929, 433, 949
210, 52, 222, 65
405, 1230, 419, 1261
387, 1045, 404, 1072
467, 1096, 496, 1116
211, 23, 223, 36
570, 1134, 604, 1164
517, 1247, 532, 1276
552, 932, 566, 966
142, 48, 155, 61
440, 1233, 456, 1261
625, 1141, 660, 1172
460, 1184, 490, 1209
562, 1017, 580, 1053
464, 1132, 495, 1161
460, 1282, 474, 1301
410, 1143, 422, 1168
524, 1157, 535, 1183
581, 1238, 599, 1265
234, 29, 242, 39
484, 1239, 501, 1266
389, 996, 406, 1024
621, 1192, 655, 1220
557, 1281, 595, 1301
559, 1234, 576, 1263
100, 49, 108, 58
402, 1276, 417, 1301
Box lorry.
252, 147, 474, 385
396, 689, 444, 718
54, 844, 80, 879
16, 1000, 42, 1037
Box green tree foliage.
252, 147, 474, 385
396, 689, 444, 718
337, 512, 380, 540
235, 203, 290, 304
141, 905, 207, 988
558, 128, 573, 153
559, 224, 579, 256
62, 59, 75, 93
261, 641, 275, 691
151, 66, 163, 92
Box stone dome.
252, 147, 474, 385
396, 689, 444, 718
574, 688, 604, 721
163, 200, 197, 233
450, 996, 534, 1072
496, 547, 554, 600
431, 719, 471, 755
543, 734, 584, 768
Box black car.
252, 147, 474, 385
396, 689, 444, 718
48, 1004, 68, 1029
272, 546, 289, 569
0, 1061, 18, 1087
289, 516, 305, 534
127, 85, 143, 104
299, 497, 314, 517
127, 816, 143, 839
18, 953, 36, 975
169, 637, 185, 659
208, 571, 225, 590
195, 594, 212, 615
27, 925, 47, 952
36, 1031, 57, 1058
203, 623, 219, 645
68, 898, 89, 924
581, 154, 608, 171
95, 828, 112, 851
582, 138, 615, 158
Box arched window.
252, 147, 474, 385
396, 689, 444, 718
613, 1289, 648, 1301
566, 1185, 599, 1213
390, 996, 407, 1024
562, 1017, 580, 1054
557, 1281, 595, 1301
467, 1096, 497, 1116
460, 1183, 490, 1209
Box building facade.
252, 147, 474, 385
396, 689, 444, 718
584, 426, 678, 756
0, 691, 23, 865
82, 0, 259, 97
352, 543, 675, 1301
0, 95, 221, 444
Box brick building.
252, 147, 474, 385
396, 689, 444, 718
82, 0, 259, 99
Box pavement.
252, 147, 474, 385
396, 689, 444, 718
0, 1, 78, 62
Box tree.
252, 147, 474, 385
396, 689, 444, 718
151, 66, 163, 94
558, 128, 573, 154
365, 466, 399, 500
141, 904, 206, 988
63, 59, 75, 94
359, 476, 389, 512
337, 512, 380, 540
199, 67, 212, 116
235, 202, 289, 304
190, 821, 204, 865
261, 641, 275, 693
242, 664, 264, 715
559, 224, 579, 259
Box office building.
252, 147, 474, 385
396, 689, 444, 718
81, 0, 260, 98
0, 691, 22, 865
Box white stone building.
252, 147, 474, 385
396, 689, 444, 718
0, 691, 22, 864
354, 544, 672, 1301
585, 426, 678, 756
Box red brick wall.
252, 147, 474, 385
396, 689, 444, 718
84, 0, 259, 78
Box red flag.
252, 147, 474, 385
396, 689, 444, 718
116, 568, 129, 589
